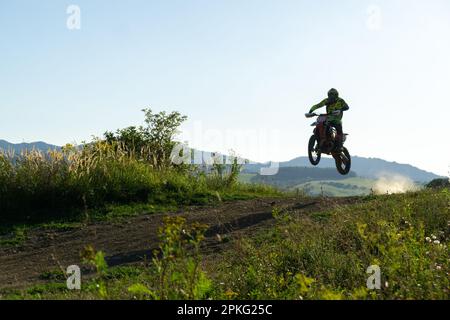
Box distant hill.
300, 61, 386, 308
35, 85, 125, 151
0, 140, 60, 154
244, 156, 442, 183
249, 167, 357, 189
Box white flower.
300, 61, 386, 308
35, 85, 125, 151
385, 281, 389, 288
425, 237, 431, 242
431, 235, 437, 240
436, 265, 442, 271
434, 240, 441, 245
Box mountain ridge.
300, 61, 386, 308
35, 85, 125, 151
0, 140, 60, 153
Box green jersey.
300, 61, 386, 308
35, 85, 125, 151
309, 97, 349, 124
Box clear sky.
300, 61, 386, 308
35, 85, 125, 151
1, 0, 449, 176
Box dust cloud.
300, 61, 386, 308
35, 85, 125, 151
372, 174, 419, 195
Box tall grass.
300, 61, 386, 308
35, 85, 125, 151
0, 141, 279, 222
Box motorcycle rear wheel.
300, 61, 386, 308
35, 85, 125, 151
308, 135, 321, 166
334, 147, 351, 175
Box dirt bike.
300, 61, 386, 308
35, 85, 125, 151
305, 111, 351, 175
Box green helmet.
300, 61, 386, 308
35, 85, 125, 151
328, 88, 339, 101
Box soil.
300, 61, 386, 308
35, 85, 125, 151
0, 196, 357, 290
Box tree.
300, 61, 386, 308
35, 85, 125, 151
141, 108, 187, 169
104, 108, 187, 169
426, 178, 450, 189
105, 126, 146, 155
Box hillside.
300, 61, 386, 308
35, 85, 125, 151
249, 167, 357, 189
246, 172, 390, 197
294, 177, 375, 197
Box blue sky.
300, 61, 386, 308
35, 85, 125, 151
1, 0, 449, 175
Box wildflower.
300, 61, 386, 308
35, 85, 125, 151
385, 281, 389, 288
431, 235, 437, 240
425, 237, 431, 243
436, 265, 442, 271
434, 240, 441, 245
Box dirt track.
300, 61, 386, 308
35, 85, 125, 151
0, 197, 353, 290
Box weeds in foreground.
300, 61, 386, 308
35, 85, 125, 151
81, 245, 109, 298
128, 216, 211, 300
213, 189, 449, 299
3, 190, 446, 300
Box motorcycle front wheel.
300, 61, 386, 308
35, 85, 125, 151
308, 135, 321, 166
334, 147, 351, 175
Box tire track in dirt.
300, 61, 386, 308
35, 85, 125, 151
0, 197, 353, 290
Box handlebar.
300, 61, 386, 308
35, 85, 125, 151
305, 110, 345, 118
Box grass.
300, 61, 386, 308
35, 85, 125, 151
237, 173, 257, 184
0, 141, 280, 223
0, 185, 282, 248
2, 188, 448, 300
0, 140, 282, 247
0, 226, 27, 246
212, 188, 449, 299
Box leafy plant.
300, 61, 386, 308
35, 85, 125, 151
81, 245, 109, 298
147, 216, 212, 300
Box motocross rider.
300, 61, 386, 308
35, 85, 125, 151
309, 88, 350, 150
